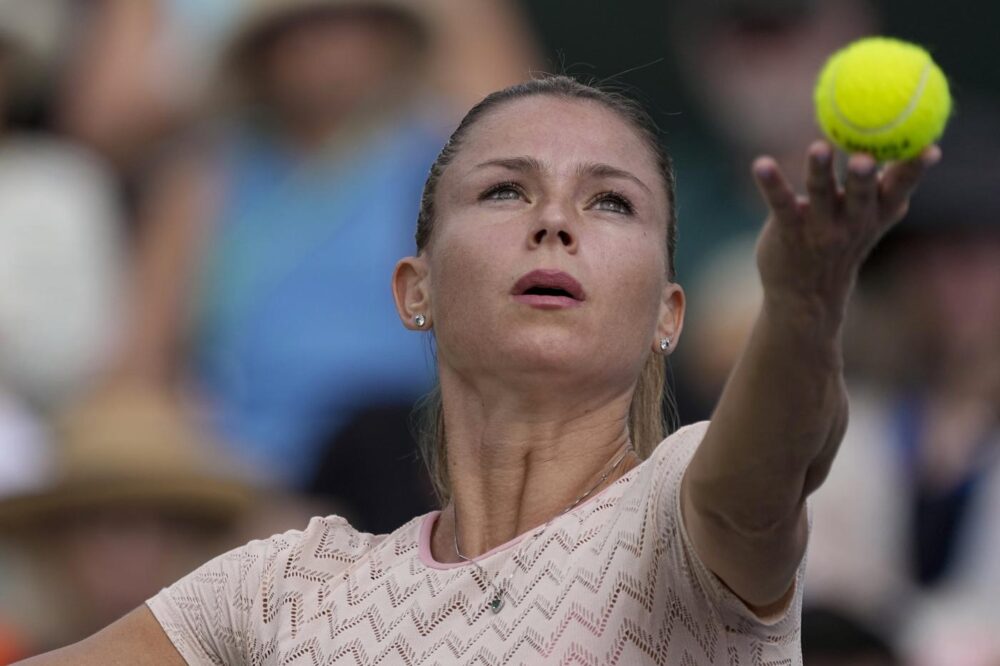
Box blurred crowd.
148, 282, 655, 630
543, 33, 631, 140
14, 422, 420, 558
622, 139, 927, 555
0, 0, 995, 664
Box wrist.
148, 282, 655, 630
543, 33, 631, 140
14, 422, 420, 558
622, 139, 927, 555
761, 290, 847, 344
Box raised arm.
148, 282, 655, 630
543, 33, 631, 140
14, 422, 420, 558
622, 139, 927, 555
110, 153, 216, 387
681, 140, 940, 610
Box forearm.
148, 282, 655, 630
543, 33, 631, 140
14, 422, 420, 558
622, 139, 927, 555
682, 294, 848, 604
111, 156, 213, 385
15, 606, 185, 665
696, 294, 848, 526
679, 142, 936, 609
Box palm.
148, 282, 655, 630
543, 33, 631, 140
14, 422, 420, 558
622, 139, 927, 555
752, 140, 940, 314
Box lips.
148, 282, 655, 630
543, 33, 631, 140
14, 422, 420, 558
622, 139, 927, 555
511, 269, 586, 301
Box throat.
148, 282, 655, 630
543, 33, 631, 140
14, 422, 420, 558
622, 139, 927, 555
437, 441, 639, 561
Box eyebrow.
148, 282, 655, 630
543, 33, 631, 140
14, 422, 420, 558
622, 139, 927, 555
474, 156, 652, 195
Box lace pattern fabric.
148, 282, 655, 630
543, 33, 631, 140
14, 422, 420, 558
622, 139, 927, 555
147, 421, 805, 665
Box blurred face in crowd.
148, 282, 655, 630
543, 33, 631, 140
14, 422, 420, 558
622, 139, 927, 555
403, 95, 683, 394
678, 0, 874, 156
257, 11, 418, 128
901, 233, 1000, 373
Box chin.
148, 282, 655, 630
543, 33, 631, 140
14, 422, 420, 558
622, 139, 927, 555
502, 335, 597, 375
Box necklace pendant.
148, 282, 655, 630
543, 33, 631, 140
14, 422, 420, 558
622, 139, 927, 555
489, 595, 504, 613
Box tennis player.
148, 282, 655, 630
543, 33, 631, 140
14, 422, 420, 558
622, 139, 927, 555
21, 75, 938, 665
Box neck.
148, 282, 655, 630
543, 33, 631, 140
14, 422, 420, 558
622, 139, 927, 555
430, 367, 640, 563
277, 108, 351, 153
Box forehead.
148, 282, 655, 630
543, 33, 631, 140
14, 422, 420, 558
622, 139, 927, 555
452, 95, 663, 187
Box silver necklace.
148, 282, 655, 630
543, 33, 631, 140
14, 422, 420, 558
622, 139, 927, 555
452, 442, 636, 613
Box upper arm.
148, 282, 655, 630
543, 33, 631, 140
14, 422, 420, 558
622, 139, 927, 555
680, 464, 809, 612
115, 152, 218, 383
422, 0, 543, 117
650, 422, 808, 637
677, 301, 849, 610
16, 606, 186, 666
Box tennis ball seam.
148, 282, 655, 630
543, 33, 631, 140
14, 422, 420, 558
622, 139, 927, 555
829, 59, 932, 135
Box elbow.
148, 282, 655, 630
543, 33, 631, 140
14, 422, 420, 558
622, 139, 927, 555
685, 472, 806, 543
802, 390, 850, 497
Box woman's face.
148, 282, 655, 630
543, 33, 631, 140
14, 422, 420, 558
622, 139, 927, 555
395, 96, 684, 394
259, 13, 412, 125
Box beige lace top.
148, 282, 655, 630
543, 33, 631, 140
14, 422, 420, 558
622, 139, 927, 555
147, 421, 805, 664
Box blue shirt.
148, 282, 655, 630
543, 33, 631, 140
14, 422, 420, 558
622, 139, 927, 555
193, 117, 443, 484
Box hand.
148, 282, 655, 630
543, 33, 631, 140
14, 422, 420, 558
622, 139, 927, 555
752, 140, 941, 324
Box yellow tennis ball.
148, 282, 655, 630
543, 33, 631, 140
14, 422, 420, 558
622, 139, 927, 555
814, 36, 951, 161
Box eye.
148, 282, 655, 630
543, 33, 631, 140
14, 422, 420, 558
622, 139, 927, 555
591, 191, 634, 215
480, 181, 525, 202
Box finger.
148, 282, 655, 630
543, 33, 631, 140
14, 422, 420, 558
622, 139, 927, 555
805, 140, 837, 217
752, 156, 798, 225
844, 153, 879, 223
880, 144, 942, 219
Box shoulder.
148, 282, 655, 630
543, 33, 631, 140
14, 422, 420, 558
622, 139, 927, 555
247, 514, 390, 571
647, 420, 712, 472
645, 422, 807, 648
623, 420, 711, 510
145, 514, 401, 663
627, 420, 711, 538
153, 513, 391, 608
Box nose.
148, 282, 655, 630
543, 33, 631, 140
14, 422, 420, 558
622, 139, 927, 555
528, 199, 578, 253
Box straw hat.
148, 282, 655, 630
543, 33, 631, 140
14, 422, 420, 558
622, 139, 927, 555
224, 0, 431, 75
0, 387, 253, 530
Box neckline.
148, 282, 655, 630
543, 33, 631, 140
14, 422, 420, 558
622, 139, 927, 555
417, 456, 646, 570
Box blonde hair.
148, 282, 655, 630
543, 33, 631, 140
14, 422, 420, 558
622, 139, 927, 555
411, 76, 679, 504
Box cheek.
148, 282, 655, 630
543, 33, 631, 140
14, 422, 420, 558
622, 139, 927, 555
598, 231, 666, 326
427, 225, 513, 353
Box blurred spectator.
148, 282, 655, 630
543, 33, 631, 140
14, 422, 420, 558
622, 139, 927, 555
801, 607, 900, 666
0, 0, 67, 118
306, 401, 436, 534
665, 0, 877, 282
0, 388, 50, 663
672, 234, 761, 423
0, 387, 253, 654
805, 103, 1000, 662
0, 141, 125, 408
0, 5, 125, 410
109, 0, 540, 508
903, 597, 1000, 666
56, 0, 540, 171
56, 0, 241, 171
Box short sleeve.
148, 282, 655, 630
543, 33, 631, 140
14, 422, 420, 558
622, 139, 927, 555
145, 518, 330, 665
650, 421, 808, 650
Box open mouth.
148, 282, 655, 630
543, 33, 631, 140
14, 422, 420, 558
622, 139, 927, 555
522, 286, 574, 298
512, 269, 585, 308
511, 269, 587, 302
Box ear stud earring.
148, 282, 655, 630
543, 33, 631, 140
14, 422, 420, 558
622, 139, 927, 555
659, 337, 671, 352
414, 314, 426, 328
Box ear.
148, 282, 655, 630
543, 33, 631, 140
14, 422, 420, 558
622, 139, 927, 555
392, 254, 432, 329
653, 281, 685, 354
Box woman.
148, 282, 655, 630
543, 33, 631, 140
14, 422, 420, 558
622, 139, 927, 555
21, 76, 937, 664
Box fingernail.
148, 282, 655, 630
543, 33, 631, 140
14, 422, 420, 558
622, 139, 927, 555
851, 159, 876, 177
814, 148, 831, 165
922, 146, 942, 167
